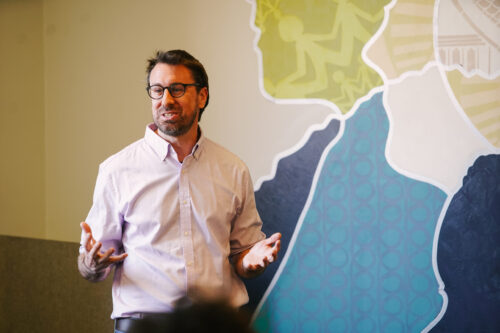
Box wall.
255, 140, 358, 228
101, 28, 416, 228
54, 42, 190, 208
0, 0, 45, 238
1, 0, 499, 332
41, 0, 329, 242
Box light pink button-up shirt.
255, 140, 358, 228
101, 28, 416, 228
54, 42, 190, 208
81, 124, 265, 318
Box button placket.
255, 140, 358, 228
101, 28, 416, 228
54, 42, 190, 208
178, 163, 195, 288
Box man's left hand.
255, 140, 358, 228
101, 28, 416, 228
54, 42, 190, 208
237, 233, 281, 278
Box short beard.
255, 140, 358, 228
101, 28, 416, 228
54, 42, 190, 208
156, 108, 198, 137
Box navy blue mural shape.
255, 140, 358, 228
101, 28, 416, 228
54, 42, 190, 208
243, 118, 341, 312
432, 154, 500, 333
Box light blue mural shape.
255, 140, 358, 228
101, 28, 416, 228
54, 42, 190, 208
254, 93, 447, 333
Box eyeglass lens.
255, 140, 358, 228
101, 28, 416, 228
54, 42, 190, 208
148, 84, 187, 99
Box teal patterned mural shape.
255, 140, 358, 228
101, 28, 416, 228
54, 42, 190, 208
253, 93, 447, 332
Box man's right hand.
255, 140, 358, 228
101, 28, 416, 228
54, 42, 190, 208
78, 221, 127, 282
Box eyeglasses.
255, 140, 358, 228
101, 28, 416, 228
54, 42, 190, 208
146, 83, 200, 99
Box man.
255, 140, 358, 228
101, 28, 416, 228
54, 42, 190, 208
78, 50, 281, 332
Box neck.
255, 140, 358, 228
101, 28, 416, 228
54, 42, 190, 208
156, 125, 200, 163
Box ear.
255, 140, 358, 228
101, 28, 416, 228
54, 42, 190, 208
198, 87, 208, 109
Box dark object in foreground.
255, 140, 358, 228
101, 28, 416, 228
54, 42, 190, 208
166, 298, 255, 333
114, 298, 255, 333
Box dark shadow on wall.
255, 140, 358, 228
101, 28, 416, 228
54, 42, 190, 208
0, 235, 113, 333
243, 117, 341, 312
432, 154, 500, 333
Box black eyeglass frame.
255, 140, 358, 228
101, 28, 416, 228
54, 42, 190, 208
146, 82, 201, 99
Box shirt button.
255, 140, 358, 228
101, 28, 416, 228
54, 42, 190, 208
187, 261, 193, 266
183, 200, 188, 205
184, 231, 189, 236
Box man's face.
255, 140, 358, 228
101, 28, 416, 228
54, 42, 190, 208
149, 64, 207, 138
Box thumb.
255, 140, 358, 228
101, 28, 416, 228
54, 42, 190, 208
261, 232, 281, 246
269, 233, 281, 242
80, 221, 92, 235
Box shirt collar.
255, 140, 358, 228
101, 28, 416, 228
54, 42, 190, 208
144, 123, 205, 161
192, 127, 205, 160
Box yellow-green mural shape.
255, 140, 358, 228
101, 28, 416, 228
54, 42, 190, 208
255, 0, 387, 114
447, 70, 500, 147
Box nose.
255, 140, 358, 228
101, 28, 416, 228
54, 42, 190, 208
161, 88, 175, 106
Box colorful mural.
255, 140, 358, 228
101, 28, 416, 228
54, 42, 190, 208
244, 0, 500, 332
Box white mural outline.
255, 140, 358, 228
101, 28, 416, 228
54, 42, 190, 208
246, 0, 500, 329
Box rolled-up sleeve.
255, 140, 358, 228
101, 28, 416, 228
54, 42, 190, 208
79, 164, 123, 254
229, 166, 266, 256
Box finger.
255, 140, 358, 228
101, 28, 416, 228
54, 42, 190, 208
98, 247, 116, 264
83, 234, 97, 253
267, 247, 278, 261
273, 246, 280, 260
81, 222, 97, 251
108, 253, 128, 263
82, 232, 92, 252
88, 242, 103, 259
262, 256, 269, 267
273, 240, 281, 252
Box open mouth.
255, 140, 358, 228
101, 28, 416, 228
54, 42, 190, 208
161, 112, 180, 121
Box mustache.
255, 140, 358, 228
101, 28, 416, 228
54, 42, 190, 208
159, 105, 181, 112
